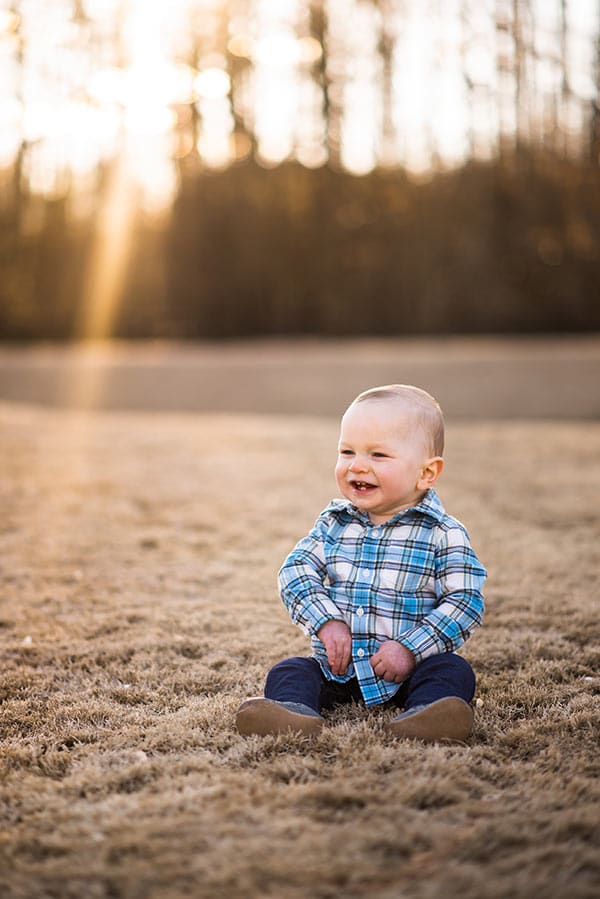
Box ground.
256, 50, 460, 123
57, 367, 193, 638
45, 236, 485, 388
0, 338, 599, 899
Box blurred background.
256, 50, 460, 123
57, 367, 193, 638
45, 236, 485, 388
0, 0, 598, 344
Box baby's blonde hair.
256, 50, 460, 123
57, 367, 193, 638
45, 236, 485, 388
349, 384, 445, 456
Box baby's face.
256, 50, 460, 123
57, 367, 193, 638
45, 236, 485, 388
335, 399, 431, 524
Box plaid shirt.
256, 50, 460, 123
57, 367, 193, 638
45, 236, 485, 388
278, 489, 486, 706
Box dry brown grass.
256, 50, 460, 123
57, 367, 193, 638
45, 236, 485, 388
1, 402, 599, 899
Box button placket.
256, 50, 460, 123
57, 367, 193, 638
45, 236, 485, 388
352, 525, 375, 667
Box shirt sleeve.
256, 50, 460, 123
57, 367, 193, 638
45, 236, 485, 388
278, 517, 347, 637
398, 524, 486, 661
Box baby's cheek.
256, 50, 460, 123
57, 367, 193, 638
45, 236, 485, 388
334, 465, 347, 488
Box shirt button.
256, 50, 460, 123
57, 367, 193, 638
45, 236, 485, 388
357, 648, 365, 658
356, 608, 364, 617
361, 568, 370, 577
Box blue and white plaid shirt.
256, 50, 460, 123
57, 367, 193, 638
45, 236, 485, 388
278, 489, 486, 706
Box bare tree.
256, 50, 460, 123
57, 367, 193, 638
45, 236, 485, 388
590, 1, 600, 162
309, 0, 332, 163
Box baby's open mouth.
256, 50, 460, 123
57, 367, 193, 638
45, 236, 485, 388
351, 480, 377, 492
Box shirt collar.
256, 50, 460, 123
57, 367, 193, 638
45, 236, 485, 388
329, 488, 446, 526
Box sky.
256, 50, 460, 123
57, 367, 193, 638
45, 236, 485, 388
0, 0, 597, 214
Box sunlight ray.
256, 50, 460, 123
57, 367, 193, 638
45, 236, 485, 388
78, 157, 136, 343
67, 155, 136, 407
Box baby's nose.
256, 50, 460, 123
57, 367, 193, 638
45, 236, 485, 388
349, 456, 368, 472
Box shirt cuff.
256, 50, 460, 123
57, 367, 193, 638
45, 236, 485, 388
398, 625, 448, 663
292, 594, 346, 638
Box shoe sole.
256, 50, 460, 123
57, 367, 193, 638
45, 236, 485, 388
387, 697, 474, 743
236, 698, 324, 737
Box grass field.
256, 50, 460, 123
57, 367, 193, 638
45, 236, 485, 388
1, 387, 599, 898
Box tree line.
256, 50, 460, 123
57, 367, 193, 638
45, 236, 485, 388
0, 0, 599, 339
1, 150, 598, 340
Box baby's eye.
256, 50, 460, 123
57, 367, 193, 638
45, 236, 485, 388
372, 452, 388, 458
339, 449, 354, 456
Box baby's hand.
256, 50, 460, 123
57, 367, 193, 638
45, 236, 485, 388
370, 641, 416, 683
317, 620, 352, 676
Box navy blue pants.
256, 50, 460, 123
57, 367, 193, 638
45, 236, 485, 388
264, 653, 475, 713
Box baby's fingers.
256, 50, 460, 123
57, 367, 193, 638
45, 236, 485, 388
339, 647, 352, 676
327, 643, 343, 674
330, 640, 351, 675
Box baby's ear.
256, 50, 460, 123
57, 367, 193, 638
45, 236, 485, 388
417, 457, 444, 489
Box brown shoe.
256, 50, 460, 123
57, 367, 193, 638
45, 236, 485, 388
236, 697, 324, 736
387, 697, 474, 743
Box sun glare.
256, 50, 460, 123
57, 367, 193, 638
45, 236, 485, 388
0, 0, 596, 212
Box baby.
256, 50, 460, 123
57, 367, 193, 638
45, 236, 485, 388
236, 384, 486, 742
